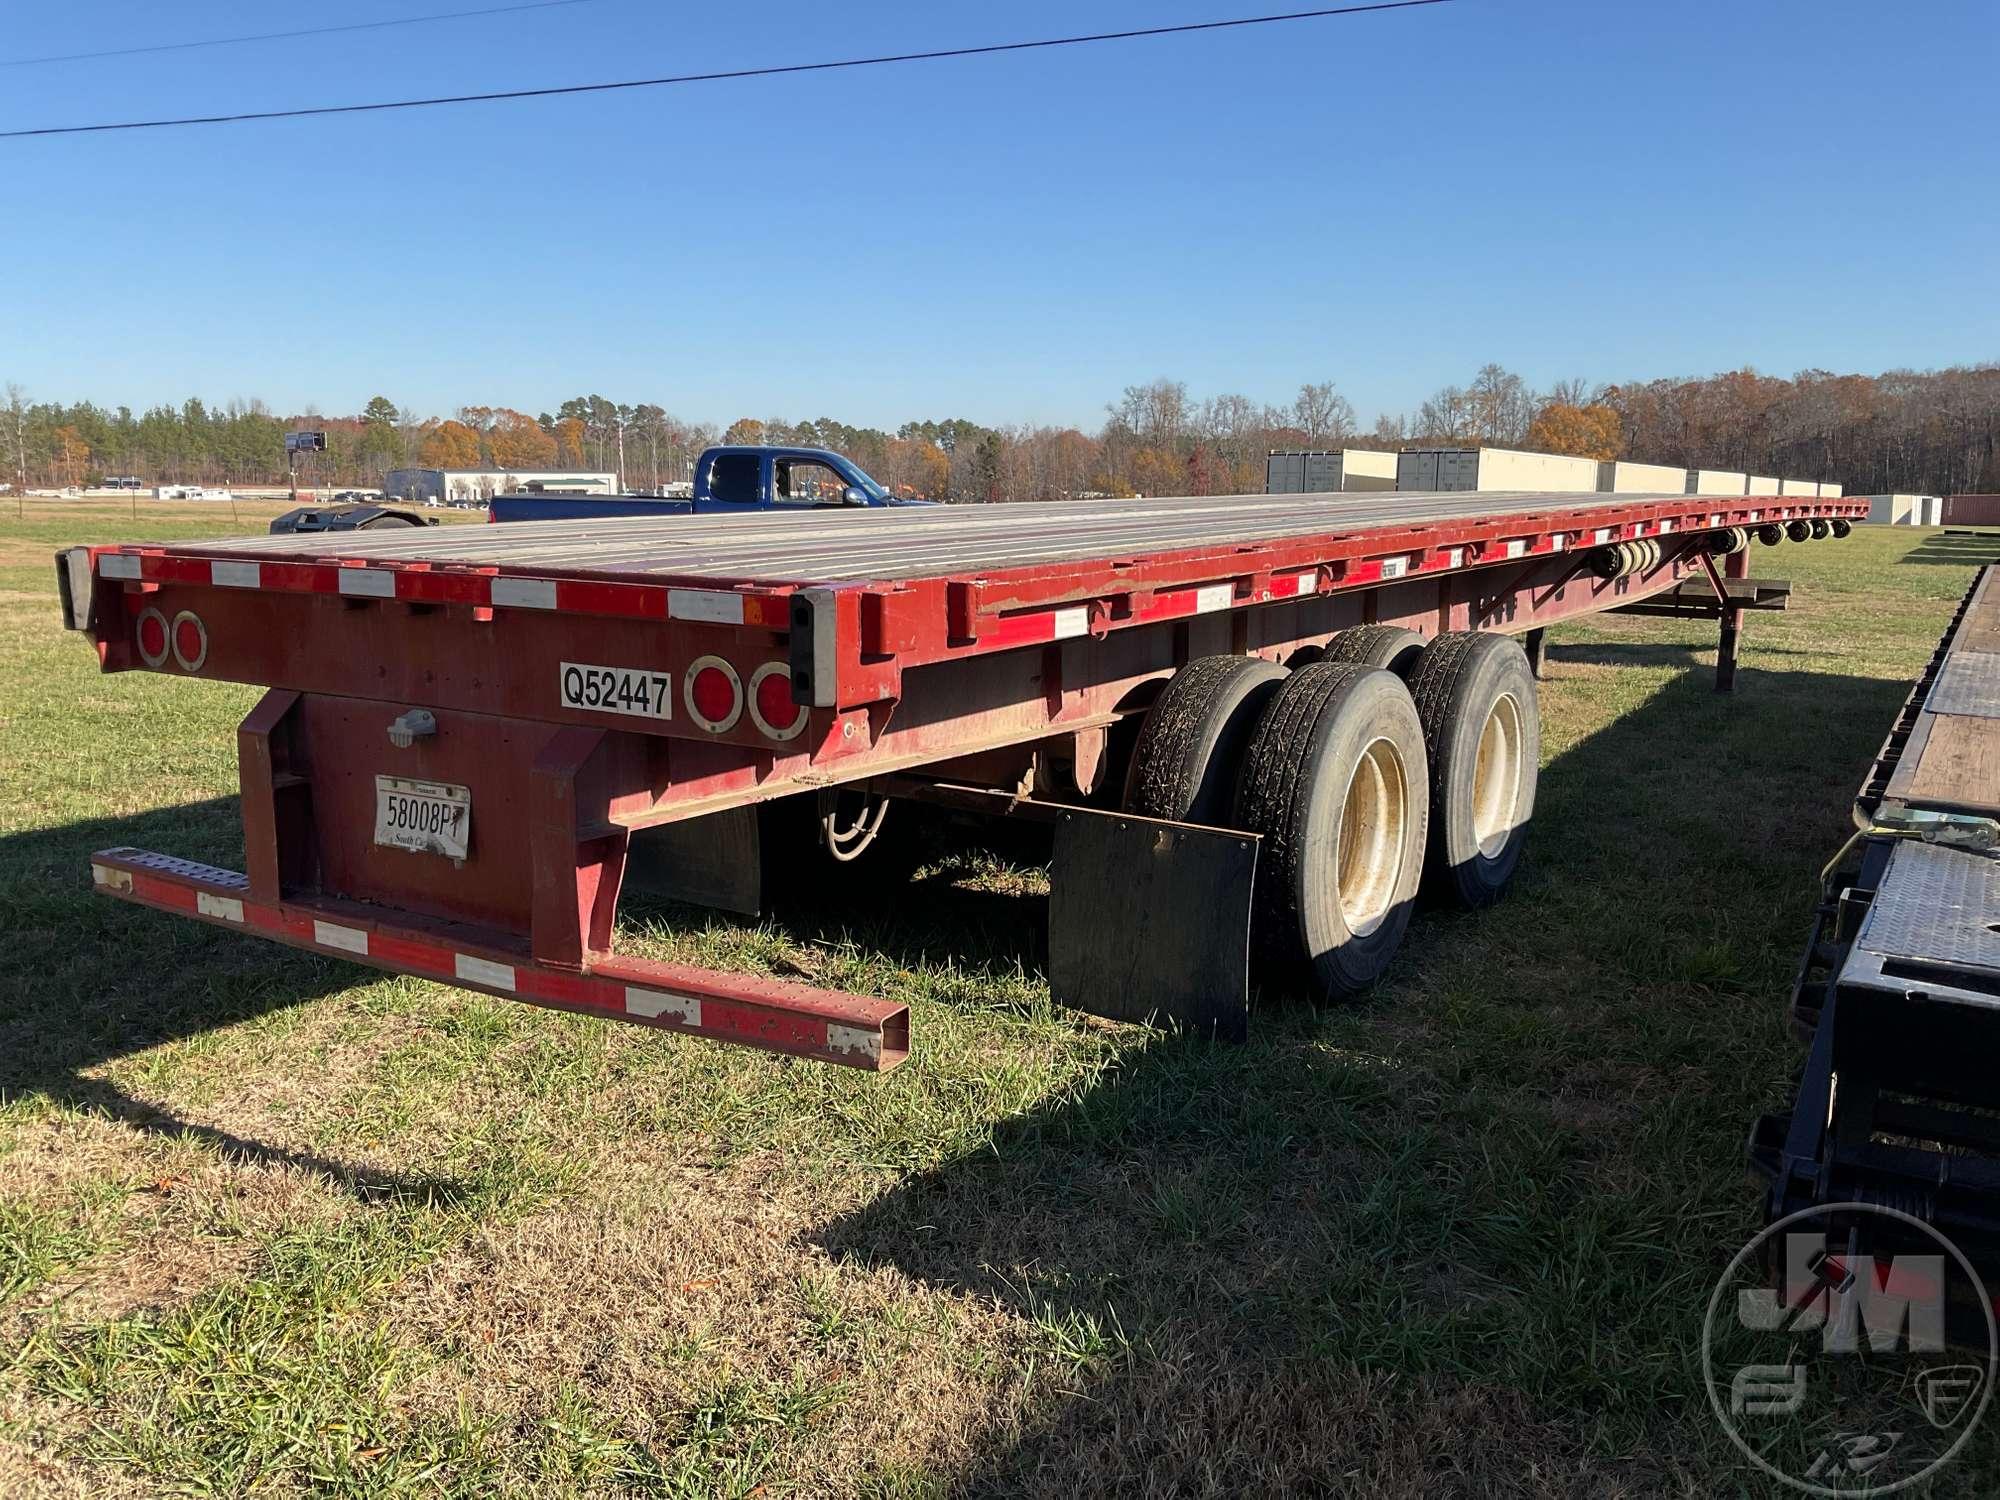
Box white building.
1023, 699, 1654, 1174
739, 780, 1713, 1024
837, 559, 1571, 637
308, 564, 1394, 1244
383, 468, 619, 505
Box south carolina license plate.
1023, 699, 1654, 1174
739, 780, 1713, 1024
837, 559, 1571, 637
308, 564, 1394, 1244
373, 776, 470, 859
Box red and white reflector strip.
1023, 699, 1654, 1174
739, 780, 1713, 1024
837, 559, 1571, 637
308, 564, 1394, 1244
88, 847, 908, 1070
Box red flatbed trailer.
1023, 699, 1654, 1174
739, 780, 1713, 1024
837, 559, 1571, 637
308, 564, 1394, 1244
56, 486, 1866, 1071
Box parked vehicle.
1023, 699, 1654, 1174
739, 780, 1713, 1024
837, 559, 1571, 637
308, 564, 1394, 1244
487, 445, 921, 522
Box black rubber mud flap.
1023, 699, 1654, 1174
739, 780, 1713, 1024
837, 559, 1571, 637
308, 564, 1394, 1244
1048, 808, 1257, 1042
624, 806, 763, 916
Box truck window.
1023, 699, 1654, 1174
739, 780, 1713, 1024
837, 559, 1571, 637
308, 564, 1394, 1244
773, 459, 857, 506
708, 453, 761, 504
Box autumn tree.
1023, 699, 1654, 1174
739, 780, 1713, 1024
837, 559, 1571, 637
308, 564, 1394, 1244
1524, 401, 1623, 460
722, 417, 766, 446
418, 419, 481, 469
488, 408, 557, 468
552, 416, 587, 466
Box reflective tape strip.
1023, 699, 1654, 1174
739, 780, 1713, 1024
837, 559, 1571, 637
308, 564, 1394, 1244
826, 1023, 882, 1063
455, 954, 516, 991
1270, 569, 1313, 596
1548, 535, 1566, 551
1051, 605, 1089, 640
336, 568, 396, 599
1503, 539, 1527, 559
668, 588, 746, 625
625, 985, 701, 1025
492, 577, 557, 609
1592, 527, 1614, 543
313, 919, 368, 954
99, 554, 143, 579
1194, 583, 1233, 613
1443, 548, 1464, 568
91, 862, 133, 892
1658, 519, 1674, 533
210, 561, 261, 589
1708, 514, 1723, 526
196, 891, 244, 922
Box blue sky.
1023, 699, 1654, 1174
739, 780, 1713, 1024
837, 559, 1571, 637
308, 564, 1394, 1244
2, 0, 1994, 430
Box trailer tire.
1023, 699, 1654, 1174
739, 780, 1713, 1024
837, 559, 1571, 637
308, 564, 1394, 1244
1233, 662, 1428, 996
1408, 632, 1539, 909
1322, 624, 1426, 679
1124, 655, 1289, 825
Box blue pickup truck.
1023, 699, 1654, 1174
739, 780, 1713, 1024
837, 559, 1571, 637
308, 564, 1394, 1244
488, 445, 917, 522
269, 445, 919, 534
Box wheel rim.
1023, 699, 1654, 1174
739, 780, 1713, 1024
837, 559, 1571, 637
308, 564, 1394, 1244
1470, 692, 1524, 859
1335, 736, 1408, 937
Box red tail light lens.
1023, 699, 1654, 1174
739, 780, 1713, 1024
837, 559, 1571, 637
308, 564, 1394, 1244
683, 656, 742, 733
748, 662, 808, 741
170, 610, 209, 671
135, 608, 170, 666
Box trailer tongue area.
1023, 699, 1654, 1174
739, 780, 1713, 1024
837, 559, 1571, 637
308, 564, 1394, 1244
56, 486, 1866, 1070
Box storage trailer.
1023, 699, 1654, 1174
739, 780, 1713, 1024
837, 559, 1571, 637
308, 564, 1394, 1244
1597, 461, 1686, 494
1395, 447, 1598, 493
55, 485, 1866, 1072
1753, 564, 2000, 1327
1688, 470, 1750, 496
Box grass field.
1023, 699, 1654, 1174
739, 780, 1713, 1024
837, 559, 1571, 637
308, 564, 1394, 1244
3, 502, 1998, 1497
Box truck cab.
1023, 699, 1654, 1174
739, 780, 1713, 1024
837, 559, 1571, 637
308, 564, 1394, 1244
481, 445, 916, 524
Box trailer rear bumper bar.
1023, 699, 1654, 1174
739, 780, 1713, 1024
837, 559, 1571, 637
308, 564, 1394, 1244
87, 847, 909, 1071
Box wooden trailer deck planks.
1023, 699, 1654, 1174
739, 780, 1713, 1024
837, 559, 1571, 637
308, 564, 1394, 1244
1883, 566, 2000, 819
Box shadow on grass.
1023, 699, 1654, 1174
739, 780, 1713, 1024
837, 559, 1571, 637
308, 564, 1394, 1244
0, 797, 473, 1205
816, 659, 1921, 1496
1899, 530, 2000, 567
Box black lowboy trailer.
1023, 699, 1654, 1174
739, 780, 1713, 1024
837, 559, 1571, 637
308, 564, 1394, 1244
1753, 564, 2000, 1311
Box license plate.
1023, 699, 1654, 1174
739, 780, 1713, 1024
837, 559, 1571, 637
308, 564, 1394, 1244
560, 661, 673, 720
373, 776, 470, 860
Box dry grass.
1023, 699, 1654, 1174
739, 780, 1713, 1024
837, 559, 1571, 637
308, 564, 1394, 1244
3, 507, 1999, 1495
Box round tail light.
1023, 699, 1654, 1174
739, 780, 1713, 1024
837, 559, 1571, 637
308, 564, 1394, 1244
169, 610, 208, 671
135, 607, 170, 667
748, 662, 808, 741
684, 656, 742, 733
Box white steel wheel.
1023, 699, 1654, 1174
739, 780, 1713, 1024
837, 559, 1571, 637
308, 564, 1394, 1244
1232, 661, 1429, 998
1409, 633, 1540, 909
1335, 736, 1410, 937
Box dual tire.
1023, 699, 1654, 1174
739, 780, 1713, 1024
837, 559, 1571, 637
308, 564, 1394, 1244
1125, 630, 1539, 997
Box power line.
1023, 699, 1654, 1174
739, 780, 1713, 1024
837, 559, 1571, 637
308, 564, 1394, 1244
1, 0, 606, 69
0, 1, 1450, 140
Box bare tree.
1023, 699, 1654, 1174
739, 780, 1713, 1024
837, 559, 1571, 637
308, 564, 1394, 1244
1292, 381, 1355, 445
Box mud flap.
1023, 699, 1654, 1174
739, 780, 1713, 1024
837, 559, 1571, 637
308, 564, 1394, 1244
624, 806, 763, 916
1048, 808, 1257, 1041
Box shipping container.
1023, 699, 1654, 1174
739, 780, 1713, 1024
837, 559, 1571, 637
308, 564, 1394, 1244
1920, 495, 1944, 526
1264, 453, 1308, 494
1943, 494, 2000, 527
1397, 447, 1597, 493
1747, 476, 1782, 496
1863, 494, 1922, 525
1686, 469, 1749, 496
1780, 479, 1822, 496
1268, 450, 1399, 494
1821, 482, 1843, 498
1597, 461, 1686, 494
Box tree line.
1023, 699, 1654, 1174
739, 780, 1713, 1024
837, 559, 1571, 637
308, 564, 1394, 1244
4, 361, 1994, 501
